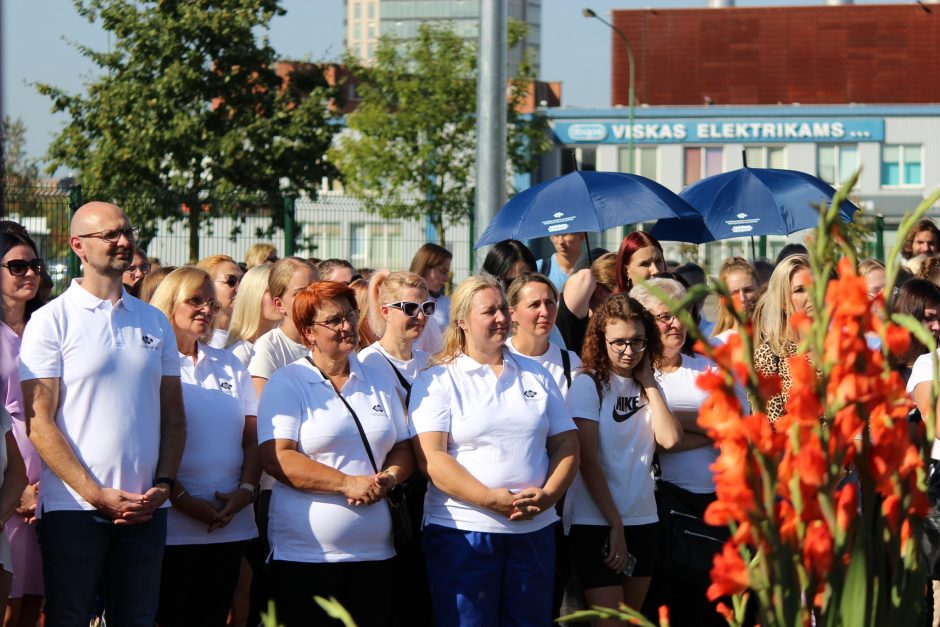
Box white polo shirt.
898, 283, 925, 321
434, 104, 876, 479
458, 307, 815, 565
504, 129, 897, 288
19, 280, 180, 512
248, 327, 308, 380
564, 371, 658, 528
228, 339, 253, 368
169, 343, 258, 545
358, 342, 430, 400
257, 354, 409, 563
907, 350, 940, 460
506, 338, 581, 398
408, 349, 576, 534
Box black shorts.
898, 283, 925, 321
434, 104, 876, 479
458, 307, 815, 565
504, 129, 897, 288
569, 523, 660, 590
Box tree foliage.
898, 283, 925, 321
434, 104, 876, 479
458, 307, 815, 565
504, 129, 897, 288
2, 116, 40, 187
37, 0, 336, 261
329, 22, 552, 246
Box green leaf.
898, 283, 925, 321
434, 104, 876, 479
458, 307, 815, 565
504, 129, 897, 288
838, 540, 868, 627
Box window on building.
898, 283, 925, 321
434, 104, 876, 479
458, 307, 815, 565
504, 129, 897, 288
618, 147, 657, 179
351, 223, 405, 269
817, 144, 858, 187
367, 22, 376, 39
304, 222, 342, 260
684, 147, 723, 186
881, 144, 922, 186
744, 146, 784, 169
353, 2, 361, 19
367, 1, 375, 19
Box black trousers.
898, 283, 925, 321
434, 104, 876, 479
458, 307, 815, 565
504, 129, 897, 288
270, 558, 395, 627
156, 540, 247, 627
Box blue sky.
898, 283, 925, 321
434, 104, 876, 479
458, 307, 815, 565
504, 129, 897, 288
2, 0, 912, 169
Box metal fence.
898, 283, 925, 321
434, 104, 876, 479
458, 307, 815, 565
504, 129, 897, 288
2, 185, 478, 294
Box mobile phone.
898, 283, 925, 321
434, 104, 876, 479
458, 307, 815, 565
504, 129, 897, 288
601, 536, 637, 576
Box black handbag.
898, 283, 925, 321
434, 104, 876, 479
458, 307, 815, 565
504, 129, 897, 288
655, 480, 728, 588
921, 460, 940, 578
307, 357, 415, 554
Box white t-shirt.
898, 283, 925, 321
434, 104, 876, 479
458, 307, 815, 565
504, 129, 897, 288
19, 280, 181, 512
414, 317, 444, 355
429, 293, 451, 335
907, 350, 940, 459
358, 342, 430, 401
228, 339, 254, 368
248, 327, 308, 380
257, 354, 409, 563
408, 350, 576, 534
564, 371, 658, 528
711, 328, 736, 346
209, 328, 228, 349
169, 343, 259, 545
656, 354, 720, 494
506, 338, 581, 398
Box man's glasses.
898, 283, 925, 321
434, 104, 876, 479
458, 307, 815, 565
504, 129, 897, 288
183, 296, 223, 315
77, 227, 138, 243
606, 337, 647, 354
313, 310, 359, 330
1, 259, 44, 277
387, 300, 437, 318
125, 263, 152, 275
215, 275, 240, 288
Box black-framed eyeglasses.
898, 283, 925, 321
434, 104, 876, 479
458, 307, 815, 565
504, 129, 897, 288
215, 275, 240, 288
387, 300, 437, 318
1, 259, 45, 277
654, 312, 677, 325
77, 226, 138, 243
183, 296, 223, 315
125, 263, 151, 275
313, 309, 359, 330
606, 337, 647, 354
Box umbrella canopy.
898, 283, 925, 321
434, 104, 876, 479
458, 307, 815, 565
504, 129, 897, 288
650, 167, 859, 244
475, 170, 701, 248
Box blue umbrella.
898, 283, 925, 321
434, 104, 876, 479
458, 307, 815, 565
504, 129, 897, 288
475, 170, 701, 248
650, 167, 859, 244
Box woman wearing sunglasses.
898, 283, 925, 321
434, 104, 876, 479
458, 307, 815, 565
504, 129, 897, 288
359, 271, 433, 400
0, 222, 45, 627
565, 294, 681, 623
197, 255, 243, 349
150, 267, 259, 626
257, 281, 413, 627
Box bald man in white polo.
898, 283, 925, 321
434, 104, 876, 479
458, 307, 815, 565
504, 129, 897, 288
19, 202, 186, 626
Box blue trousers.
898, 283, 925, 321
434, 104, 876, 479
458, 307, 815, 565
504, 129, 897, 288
37, 508, 167, 627
423, 522, 556, 627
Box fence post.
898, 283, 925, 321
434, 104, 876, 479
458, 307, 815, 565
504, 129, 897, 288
468, 209, 476, 274
68, 185, 82, 281
875, 214, 885, 263
283, 195, 296, 257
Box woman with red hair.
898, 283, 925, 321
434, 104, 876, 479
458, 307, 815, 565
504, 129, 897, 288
614, 232, 665, 294
257, 281, 414, 627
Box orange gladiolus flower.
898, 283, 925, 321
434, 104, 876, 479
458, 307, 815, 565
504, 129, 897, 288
803, 520, 834, 579
707, 543, 750, 601
835, 481, 858, 531
882, 493, 901, 533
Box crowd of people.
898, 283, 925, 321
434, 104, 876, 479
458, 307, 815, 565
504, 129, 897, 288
1, 203, 940, 627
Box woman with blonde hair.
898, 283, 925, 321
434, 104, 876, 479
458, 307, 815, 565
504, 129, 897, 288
409, 274, 580, 626
150, 267, 259, 626
349, 278, 379, 350
752, 254, 814, 423
711, 257, 758, 344
196, 254, 243, 348
245, 243, 277, 270
138, 265, 176, 304
225, 263, 283, 367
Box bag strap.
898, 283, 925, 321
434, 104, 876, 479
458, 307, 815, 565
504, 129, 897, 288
306, 356, 378, 474
560, 348, 572, 388
379, 352, 412, 393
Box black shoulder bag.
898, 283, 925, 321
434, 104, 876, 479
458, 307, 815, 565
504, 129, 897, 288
306, 357, 414, 553
379, 353, 412, 393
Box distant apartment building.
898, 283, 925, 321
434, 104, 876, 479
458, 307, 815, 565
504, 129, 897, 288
344, 0, 541, 75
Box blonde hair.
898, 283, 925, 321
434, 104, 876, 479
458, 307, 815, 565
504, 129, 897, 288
366, 270, 428, 339
859, 258, 885, 278
245, 243, 276, 269
138, 266, 176, 303
349, 278, 377, 350
268, 257, 317, 300
712, 257, 756, 337
225, 262, 274, 348
196, 254, 238, 277
920, 256, 940, 287
150, 266, 215, 341
753, 254, 811, 355
591, 253, 619, 292
430, 273, 505, 366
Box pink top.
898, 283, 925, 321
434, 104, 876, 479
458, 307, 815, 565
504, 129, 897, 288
1, 321, 40, 483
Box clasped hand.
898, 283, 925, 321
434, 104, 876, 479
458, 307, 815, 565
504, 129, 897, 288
343, 472, 395, 506
488, 487, 554, 521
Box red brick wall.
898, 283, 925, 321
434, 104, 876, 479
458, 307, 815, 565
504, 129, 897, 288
610, 4, 940, 106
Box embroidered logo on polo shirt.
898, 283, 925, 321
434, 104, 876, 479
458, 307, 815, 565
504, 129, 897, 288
523, 389, 538, 399
220, 381, 232, 391
372, 404, 385, 414
140, 335, 159, 349
612, 396, 646, 423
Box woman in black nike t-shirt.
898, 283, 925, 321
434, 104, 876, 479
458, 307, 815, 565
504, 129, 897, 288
563, 294, 682, 621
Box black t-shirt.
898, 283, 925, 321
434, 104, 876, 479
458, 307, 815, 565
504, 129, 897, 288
556, 291, 589, 357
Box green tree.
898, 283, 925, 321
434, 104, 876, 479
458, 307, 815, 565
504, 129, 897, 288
2, 116, 40, 187
37, 0, 336, 261
329, 22, 552, 247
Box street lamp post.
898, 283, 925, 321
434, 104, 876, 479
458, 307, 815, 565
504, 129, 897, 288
583, 8, 635, 174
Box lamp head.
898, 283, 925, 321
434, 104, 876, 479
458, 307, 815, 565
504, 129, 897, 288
582, 8, 597, 18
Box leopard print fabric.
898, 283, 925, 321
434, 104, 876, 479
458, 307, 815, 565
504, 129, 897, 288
753, 340, 798, 423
